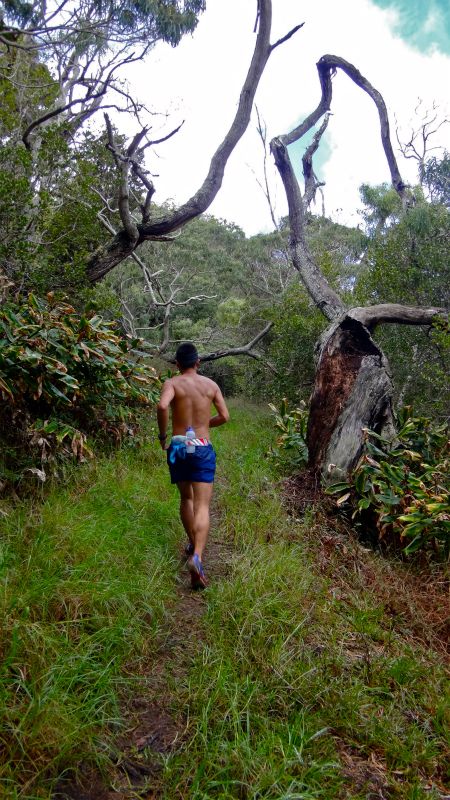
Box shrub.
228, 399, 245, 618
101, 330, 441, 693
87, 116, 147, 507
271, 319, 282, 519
0, 271, 160, 484
327, 407, 450, 557
268, 398, 309, 471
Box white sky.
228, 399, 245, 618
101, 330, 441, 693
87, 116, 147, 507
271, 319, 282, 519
123, 0, 450, 236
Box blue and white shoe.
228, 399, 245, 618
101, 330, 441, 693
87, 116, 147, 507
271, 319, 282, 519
185, 542, 194, 557
188, 554, 208, 590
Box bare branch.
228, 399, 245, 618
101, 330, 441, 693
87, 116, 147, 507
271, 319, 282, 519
271, 134, 346, 322
172, 294, 217, 307
279, 55, 409, 205
270, 23, 304, 52
154, 322, 275, 367
396, 100, 450, 170
104, 112, 139, 245
302, 113, 329, 208
138, 121, 185, 152
254, 105, 278, 230
86, 0, 276, 281
350, 304, 448, 332
22, 84, 108, 148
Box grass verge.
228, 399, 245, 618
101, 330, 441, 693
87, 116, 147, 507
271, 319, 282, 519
0, 435, 183, 797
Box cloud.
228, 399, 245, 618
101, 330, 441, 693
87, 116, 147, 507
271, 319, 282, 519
369, 0, 450, 54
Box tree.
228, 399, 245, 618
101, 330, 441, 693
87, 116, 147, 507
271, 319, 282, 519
421, 152, 450, 208
81, 1, 303, 282
1, 0, 303, 363
269, 56, 449, 484
0, 0, 205, 150
355, 187, 450, 419
0, 0, 206, 291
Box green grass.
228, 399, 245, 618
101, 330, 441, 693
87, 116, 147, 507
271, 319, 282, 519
1, 400, 450, 798
0, 439, 183, 797
163, 404, 450, 799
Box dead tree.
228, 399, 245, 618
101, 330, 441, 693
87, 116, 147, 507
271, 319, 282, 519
84, 0, 303, 282
396, 99, 450, 174
270, 55, 449, 484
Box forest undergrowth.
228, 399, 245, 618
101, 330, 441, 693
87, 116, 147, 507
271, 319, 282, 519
1, 401, 450, 799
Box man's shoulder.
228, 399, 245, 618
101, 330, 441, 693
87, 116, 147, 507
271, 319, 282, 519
162, 375, 178, 389
165, 374, 185, 393
198, 374, 219, 390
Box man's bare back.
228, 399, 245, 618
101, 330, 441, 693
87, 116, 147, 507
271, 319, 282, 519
159, 372, 228, 440
156, 343, 229, 589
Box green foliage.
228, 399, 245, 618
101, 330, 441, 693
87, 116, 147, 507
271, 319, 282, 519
327, 407, 450, 557
421, 318, 450, 416
357, 188, 450, 309
359, 182, 403, 233
355, 190, 450, 418
0, 271, 159, 412
0, 121, 114, 292
1, 0, 205, 49
0, 271, 159, 481
267, 397, 309, 470
420, 151, 450, 207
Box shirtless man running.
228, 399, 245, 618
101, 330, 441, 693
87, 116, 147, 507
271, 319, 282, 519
157, 342, 230, 589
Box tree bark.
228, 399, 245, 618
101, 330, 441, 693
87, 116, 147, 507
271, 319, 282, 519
307, 316, 396, 484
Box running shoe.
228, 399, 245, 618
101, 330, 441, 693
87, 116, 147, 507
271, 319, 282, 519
185, 542, 194, 557
188, 554, 208, 590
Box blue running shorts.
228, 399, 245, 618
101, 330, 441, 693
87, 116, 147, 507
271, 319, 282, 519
167, 443, 216, 484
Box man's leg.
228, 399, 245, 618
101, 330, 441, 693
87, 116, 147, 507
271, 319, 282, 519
191, 481, 214, 562
177, 481, 195, 547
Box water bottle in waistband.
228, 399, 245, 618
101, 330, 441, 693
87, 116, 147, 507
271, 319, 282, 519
186, 427, 195, 453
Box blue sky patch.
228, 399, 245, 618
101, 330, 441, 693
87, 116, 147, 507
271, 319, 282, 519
370, 0, 450, 54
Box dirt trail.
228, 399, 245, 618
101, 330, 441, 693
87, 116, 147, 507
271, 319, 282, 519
53, 500, 232, 800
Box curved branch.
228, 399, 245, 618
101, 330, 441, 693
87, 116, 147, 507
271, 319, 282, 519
86, 0, 280, 282
270, 54, 417, 323
22, 85, 108, 149
281, 55, 409, 205
280, 60, 333, 147
321, 56, 408, 204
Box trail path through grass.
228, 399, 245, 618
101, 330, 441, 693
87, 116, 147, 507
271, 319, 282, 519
2, 401, 450, 799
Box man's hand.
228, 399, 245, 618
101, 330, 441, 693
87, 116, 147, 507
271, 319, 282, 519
160, 437, 169, 451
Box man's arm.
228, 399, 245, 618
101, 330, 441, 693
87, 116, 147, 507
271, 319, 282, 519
157, 380, 175, 450
209, 385, 230, 428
